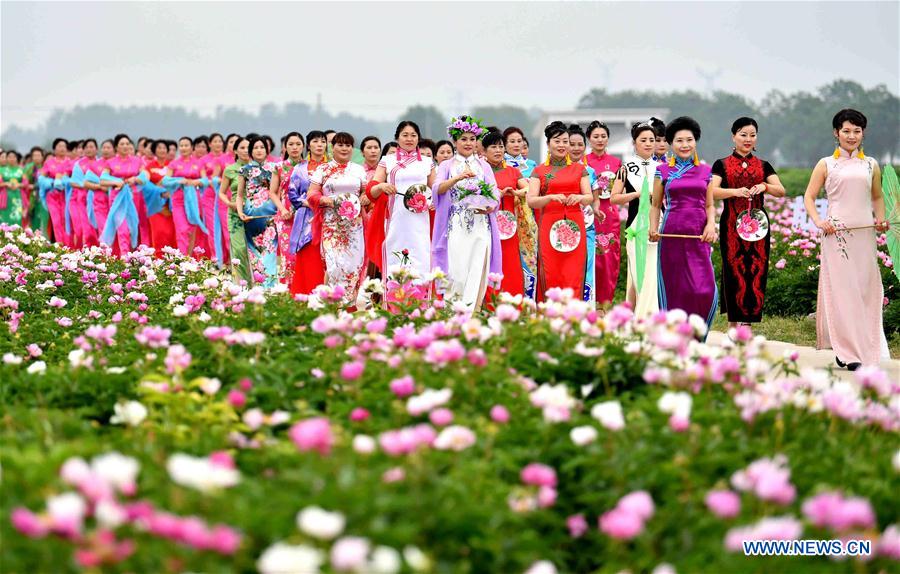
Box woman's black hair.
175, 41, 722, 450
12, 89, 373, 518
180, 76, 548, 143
381, 141, 398, 157
544, 121, 568, 142
7, 150, 22, 163
263, 135, 275, 153
731, 117, 759, 135
67, 140, 80, 152
102, 139, 114, 149
435, 140, 454, 155
192, 135, 210, 149
153, 140, 168, 154
166, 140, 177, 149
306, 130, 327, 144
649, 117, 666, 138
281, 131, 305, 160
245, 132, 260, 141
665, 116, 702, 144
225, 133, 240, 145
523, 136, 530, 146
178, 136, 193, 146
332, 131, 355, 147
246, 136, 269, 160
29, 145, 44, 156
418, 138, 436, 156
51, 138, 69, 151
112, 133, 132, 149
209, 132, 225, 145
82, 138, 98, 149
586, 120, 610, 139
568, 123, 586, 142
482, 130, 504, 149
832, 108, 867, 130
630, 120, 657, 140
394, 121, 422, 140
360, 135, 381, 152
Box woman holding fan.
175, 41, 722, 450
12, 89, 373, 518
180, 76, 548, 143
803, 108, 891, 369
710, 117, 785, 328
528, 121, 594, 301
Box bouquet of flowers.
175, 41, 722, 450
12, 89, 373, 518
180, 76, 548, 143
455, 179, 498, 211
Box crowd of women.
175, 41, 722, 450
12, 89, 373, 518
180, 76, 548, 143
0, 108, 890, 368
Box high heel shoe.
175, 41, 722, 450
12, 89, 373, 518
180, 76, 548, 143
835, 357, 862, 371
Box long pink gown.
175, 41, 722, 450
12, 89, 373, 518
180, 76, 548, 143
40, 156, 74, 247
102, 155, 148, 253
586, 152, 622, 304
816, 149, 888, 366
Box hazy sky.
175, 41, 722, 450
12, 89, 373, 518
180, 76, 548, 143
2, 1, 898, 132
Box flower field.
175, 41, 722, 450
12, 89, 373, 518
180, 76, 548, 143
1, 211, 898, 573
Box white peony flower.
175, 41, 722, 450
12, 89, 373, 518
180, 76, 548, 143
167, 453, 240, 493
198, 377, 222, 395
46, 492, 86, 529
296, 506, 346, 540
331, 536, 370, 572
524, 560, 558, 574
257, 542, 324, 574
353, 434, 377, 455
570, 425, 598, 446
402, 546, 431, 572
657, 391, 692, 419
26, 360, 47, 374
368, 546, 402, 574
432, 425, 476, 451
2, 353, 22, 365
95, 499, 127, 528
110, 400, 148, 426
406, 388, 453, 416
893, 449, 900, 473
91, 452, 140, 493
591, 400, 625, 431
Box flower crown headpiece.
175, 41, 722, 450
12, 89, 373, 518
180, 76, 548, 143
447, 116, 487, 140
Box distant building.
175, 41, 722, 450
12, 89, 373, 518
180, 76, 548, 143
533, 108, 670, 160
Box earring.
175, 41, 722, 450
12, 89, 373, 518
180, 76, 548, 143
832, 139, 841, 159
752, 146, 757, 152
545, 151, 551, 166
667, 154, 676, 167
857, 140, 865, 159
692, 149, 700, 166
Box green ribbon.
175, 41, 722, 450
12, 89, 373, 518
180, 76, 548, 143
624, 166, 651, 292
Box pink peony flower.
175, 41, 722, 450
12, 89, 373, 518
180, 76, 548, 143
567, 513, 589, 538
490, 405, 510, 424
389, 375, 416, 398
705, 490, 742, 519
429, 408, 454, 426
349, 408, 370, 422
10, 507, 49, 538
340, 360, 365, 381
617, 491, 655, 522
164, 344, 192, 375
599, 507, 645, 540
227, 390, 247, 409
520, 463, 557, 488
289, 418, 334, 456
775, 258, 786, 269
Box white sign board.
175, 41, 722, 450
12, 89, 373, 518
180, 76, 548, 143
791, 196, 828, 232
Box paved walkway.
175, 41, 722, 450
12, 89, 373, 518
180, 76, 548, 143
707, 331, 900, 382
